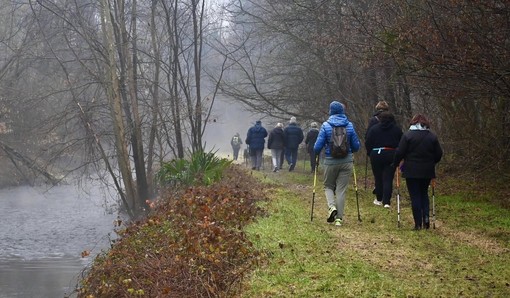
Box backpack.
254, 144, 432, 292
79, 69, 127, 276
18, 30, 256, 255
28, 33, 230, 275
329, 123, 349, 158
232, 136, 240, 146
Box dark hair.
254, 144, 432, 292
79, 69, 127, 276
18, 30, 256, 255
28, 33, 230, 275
410, 114, 430, 128
378, 111, 395, 124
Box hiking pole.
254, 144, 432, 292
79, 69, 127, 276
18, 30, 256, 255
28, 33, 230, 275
364, 155, 368, 191
353, 159, 362, 222
310, 155, 319, 221
431, 178, 436, 229
396, 167, 401, 228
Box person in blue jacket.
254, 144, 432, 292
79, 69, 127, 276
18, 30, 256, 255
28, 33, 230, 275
245, 120, 268, 170
314, 100, 361, 226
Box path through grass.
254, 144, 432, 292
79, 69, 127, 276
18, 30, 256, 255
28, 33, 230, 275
241, 166, 510, 297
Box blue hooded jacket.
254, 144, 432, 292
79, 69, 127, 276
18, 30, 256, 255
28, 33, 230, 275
314, 101, 361, 164
245, 121, 268, 150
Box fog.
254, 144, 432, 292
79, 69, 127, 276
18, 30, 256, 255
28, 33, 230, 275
202, 96, 261, 158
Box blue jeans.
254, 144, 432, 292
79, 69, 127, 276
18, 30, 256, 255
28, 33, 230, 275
285, 148, 298, 166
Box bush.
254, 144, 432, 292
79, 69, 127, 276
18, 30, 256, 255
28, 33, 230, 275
156, 150, 232, 187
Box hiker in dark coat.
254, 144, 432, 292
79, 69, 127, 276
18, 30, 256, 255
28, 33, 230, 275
267, 123, 285, 172
230, 132, 243, 161
245, 120, 268, 170
393, 114, 443, 230
283, 116, 304, 171
305, 122, 320, 173
314, 101, 361, 226
365, 112, 403, 208
365, 100, 390, 199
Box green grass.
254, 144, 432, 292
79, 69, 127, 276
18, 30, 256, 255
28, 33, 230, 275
241, 164, 510, 297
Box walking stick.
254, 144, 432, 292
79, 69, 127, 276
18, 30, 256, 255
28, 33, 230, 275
353, 160, 362, 222
364, 155, 368, 190
432, 178, 436, 229
396, 168, 401, 228
310, 155, 319, 221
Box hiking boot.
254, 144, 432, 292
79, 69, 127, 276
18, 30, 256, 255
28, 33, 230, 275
373, 199, 382, 206
383, 204, 390, 208
335, 218, 342, 226
327, 206, 337, 223
289, 163, 295, 171
273, 167, 278, 172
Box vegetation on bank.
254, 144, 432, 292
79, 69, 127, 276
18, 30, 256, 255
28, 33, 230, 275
78, 161, 267, 297
78, 156, 510, 297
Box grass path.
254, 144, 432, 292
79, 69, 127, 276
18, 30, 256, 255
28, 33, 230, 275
240, 164, 510, 297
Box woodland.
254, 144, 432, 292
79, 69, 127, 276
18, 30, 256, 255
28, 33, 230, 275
0, 0, 508, 214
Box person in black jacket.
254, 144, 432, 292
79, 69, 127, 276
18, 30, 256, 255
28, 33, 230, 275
366, 100, 390, 198
305, 122, 319, 173
268, 123, 285, 172
393, 114, 443, 230
283, 116, 304, 171
365, 112, 403, 208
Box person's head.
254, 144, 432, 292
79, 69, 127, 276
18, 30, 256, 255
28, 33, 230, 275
310, 122, 318, 129
375, 100, 389, 112
289, 116, 297, 124
410, 114, 430, 129
276, 122, 283, 128
378, 111, 395, 124
235, 132, 240, 136
329, 100, 345, 116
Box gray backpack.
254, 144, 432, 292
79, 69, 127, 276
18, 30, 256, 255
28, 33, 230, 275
328, 123, 349, 158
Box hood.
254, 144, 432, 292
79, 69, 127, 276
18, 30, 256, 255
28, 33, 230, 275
379, 119, 396, 130
327, 114, 349, 127
329, 101, 344, 116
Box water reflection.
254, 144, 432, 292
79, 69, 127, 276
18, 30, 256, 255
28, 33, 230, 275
0, 183, 119, 297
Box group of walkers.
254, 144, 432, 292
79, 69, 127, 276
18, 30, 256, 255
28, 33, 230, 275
235, 116, 319, 173
230, 99, 442, 231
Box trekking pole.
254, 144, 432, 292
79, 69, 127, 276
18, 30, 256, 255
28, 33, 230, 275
310, 155, 319, 221
431, 178, 436, 229
364, 155, 368, 190
353, 159, 362, 222
396, 167, 401, 228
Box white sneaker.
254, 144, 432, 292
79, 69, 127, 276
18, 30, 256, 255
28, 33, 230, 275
335, 218, 342, 226
383, 204, 390, 208
373, 199, 382, 206
327, 206, 337, 223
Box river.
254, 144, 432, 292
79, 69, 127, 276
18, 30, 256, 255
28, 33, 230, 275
0, 182, 120, 297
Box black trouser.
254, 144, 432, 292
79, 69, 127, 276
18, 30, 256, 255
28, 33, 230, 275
406, 178, 432, 229
309, 150, 318, 172
370, 150, 396, 205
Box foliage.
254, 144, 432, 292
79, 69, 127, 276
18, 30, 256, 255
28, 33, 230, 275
155, 150, 232, 187
78, 165, 267, 297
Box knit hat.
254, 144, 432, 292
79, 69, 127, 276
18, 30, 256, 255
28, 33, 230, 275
310, 122, 318, 128
375, 100, 389, 111
329, 101, 344, 115
289, 116, 297, 124
256, 120, 262, 125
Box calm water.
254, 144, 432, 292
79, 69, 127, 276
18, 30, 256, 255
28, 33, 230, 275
0, 183, 119, 297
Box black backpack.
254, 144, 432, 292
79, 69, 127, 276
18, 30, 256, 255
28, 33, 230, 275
328, 123, 349, 158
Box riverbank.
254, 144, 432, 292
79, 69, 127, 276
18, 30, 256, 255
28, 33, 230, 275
77, 161, 510, 297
